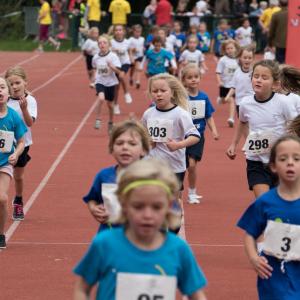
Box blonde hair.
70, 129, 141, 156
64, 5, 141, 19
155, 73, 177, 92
288, 115, 300, 138
220, 39, 240, 57
116, 158, 180, 229
5, 66, 27, 81
181, 63, 201, 82
98, 34, 111, 45
109, 119, 151, 154
148, 73, 189, 111
89, 26, 99, 36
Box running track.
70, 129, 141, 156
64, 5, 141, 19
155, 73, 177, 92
0, 52, 257, 299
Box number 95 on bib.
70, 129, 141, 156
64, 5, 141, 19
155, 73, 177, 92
147, 119, 173, 143
116, 273, 177, 300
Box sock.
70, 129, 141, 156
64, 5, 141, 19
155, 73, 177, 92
188, 188, 196, 195
14, 196, 23, 205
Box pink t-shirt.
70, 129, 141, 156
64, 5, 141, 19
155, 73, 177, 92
155, 0, 172, 25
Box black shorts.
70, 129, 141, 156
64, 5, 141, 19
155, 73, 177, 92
246, 159, 278, 190
15, 146, 31, 168
120, 63, 131, 73
85, 54, 94, 71
219, 86, 230, 98
95, 84, 116, 101
175, 172, 185, 191
236, 105, 240, 118
186, 135, 205, 165
134, 56, 143, 62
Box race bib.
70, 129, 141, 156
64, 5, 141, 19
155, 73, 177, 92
189, 100, 205, 119
0, 130, 14, 153
243, 130, 277, 155
98, 65, 110, 76
225, 66, 237, 75
101, 183, 121, 223
263, 220, 300, 261
147, 119, 173, 143
116, 273, 177, 300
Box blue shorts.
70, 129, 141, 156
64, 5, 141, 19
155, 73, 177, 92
120, 64, 131, 73
186, 135, 205, 163
95, 84, 116, 101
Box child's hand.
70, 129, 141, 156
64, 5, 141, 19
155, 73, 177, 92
19, 96, 28, 110
219, 81, 224, 87
89, 204, 109, 224
166, 139, 181, 152
8, 152, 19, 165
226, 144, 236, 159
251, 255, 273, 279
213, 131, 219, 140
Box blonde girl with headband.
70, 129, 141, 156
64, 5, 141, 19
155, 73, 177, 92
5, 66, 38, 222
74, 159, 207, 300
0, 77, 27, 249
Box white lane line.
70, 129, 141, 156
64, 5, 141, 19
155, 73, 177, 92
5, 99, 98, 244
0, 53, 40, 76
31, 55, 82, 93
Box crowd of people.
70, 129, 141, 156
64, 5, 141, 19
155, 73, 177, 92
1, 0, 300, 299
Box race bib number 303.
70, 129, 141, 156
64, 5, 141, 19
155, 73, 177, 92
243, 130, 276, 155
0, 130, 14, 153
263, 220, 300, 261
116, 273, 177, 300
189, 100, 205, 119
147, 119, 173, 143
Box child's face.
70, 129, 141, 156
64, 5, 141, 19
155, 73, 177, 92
112, 130, 145, 168
114, 26, 125, 40
0, 78, 9, 104
243, 20, 250, 28
98, 38, 109, 52
187, 38, 198, 51
240, 50, 254, 69
190, 26, 197, 33
219, 23, 228, 31
133, 28, 142, 38
153, 41, 162, 52
271, 140, 300, 184
150, 79, 173, 110
174, 22, 181, 32
90, 30, 99, 40
199, 23, 206, 32
6, 75, 27, 99
225, 43, 236, 57
158, 30, 166, 41
183, 69, 200, 90
123, 185, 170, 241
252, 65, 275, 98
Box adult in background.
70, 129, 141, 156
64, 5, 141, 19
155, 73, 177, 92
143, 0, 157, 26
84, 0, 101, 30
268, 0, 288, 63
155, 0, 172, 26
109, 0, 131, 26
214, 0, 230, 16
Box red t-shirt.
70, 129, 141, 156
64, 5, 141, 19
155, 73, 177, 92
155, 0, 172, 25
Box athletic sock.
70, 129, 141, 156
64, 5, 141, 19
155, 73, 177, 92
14, 196, 23, 205
188, 188, 196, 195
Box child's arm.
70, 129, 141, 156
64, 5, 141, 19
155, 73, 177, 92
189, 290, 207, 300
206, 117, 219, 140
216, 73, 223, 87
226, 120, 248, 159
200, 61, 208, 71
107, 62, 124, 79
225, 87, 235, 102
8, 137, 25, 165
74, 277, 92, 300
87, 200, 109, 224
244, 233, 273, 279
166, 135, 199, 152
19, 96, 34, 127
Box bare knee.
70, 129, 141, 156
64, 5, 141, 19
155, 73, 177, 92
0, 193, 8, 206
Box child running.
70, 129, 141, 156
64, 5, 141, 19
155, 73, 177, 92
0, 77, 27, 249
182, 64, 219, 204
83, 119, 150, 232
227, 60, 298, 198
237, 135, 300, 300
5, 66, 37, 221
92, 34, 122, 132
74, 158, 207, 300
216, 39, 239, 127
81, 27, 99, 88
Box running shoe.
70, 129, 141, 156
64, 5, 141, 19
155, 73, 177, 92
187, 195, 201, 204
135, 81, 140, 89
124, 93, 133, 104
12, 203, 24, 221
108, 121, 113, 134
94, 119, 101, 129
0, 234, 6, 249
114, 104, 121, 115
227, 118, 234, 128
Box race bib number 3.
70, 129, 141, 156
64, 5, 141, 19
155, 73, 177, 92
243, 130, 276, 155
0, 130, 14, 153
116, 273, 177, 300
147, 119, 173, 143
263, 220, 300, 261
189, 100, 205, 119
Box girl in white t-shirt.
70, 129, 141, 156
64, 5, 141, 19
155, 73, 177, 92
128, 24, 145, 89
235, 18, 253, 47
227, 60, 297, 198
5, 66, 37, 221
216, 39, 239, 127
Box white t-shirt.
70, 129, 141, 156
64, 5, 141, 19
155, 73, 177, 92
111, 39, 131, 65
92, 51, 121, 86
179, 49, 205, 65
8, 94, 37, 147
141, 105, 200, 173
128, 36, 145, 59
231, 66, 254, 105
239, 93, 298, 163
235, 26, 252, 47
285, 93, 300, 115
166, 35, 177, 55
196, 0, 207, 13
216, 56, 238, 88
81, 38, 99, 56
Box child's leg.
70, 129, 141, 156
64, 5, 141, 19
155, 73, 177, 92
188, 157, 197, 190
129, 62, 135, 85
13, 167, 25, 199
227, 96, 235, 127
106, 101, 114, 124
95, 91, 105, 129
252, 184, 269, 198
135, 61, 142, 88
0, 173, 11, 235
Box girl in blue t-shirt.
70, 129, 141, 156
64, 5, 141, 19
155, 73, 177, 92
237, 135, 300, 300
74, 158, 207, 300
182, 64, 219, 203
83, 119, 150, 232
0, 77, 27, 249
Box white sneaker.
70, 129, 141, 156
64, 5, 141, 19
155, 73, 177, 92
187, 194, 200, 204
124, 93, 133, 104
192, 193, 203, 199
227, 118, 234, 128
114, 104, 121, 115
94, 119, 101, 129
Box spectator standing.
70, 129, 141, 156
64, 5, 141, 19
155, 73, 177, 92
259, 0, 280, 33
268, 0, 288, 63
249, 0, 259, 13
85, 0, 101, 29
143, 0, 157, 26
109, 0, 131, 26
155, 0, 172, 26
215, 0, 230, 16
232, 0, 249, 18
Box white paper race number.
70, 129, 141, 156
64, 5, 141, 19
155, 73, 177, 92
243, 130, 276, 155
0, 130, 14, 153
101, 183, 121, 223
263, 220, 300, 261
189, 100, 205, 119
116, 273, 177, 300
147, 119, 173, 143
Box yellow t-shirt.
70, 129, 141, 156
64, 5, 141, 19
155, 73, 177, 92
109, 0, 131, 25
39, 2, 52, 25
87, 0, 101, 22
260, 7, 281, 28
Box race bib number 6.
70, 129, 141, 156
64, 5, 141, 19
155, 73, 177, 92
189, 100, 206, 119
116, 273, 177, 300
147, 119, 173, 143
0, 130, 14, 153
244, 130, 276, 155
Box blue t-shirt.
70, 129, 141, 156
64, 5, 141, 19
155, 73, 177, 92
0, 107, 27, 167
146, 48, 174, 75
213, 29, 235, 54
172, 32, 186, 59
198, 32, 211, 53
189, 91, 215, 135
237, 188, 300, 300
74, 227, 207, 299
